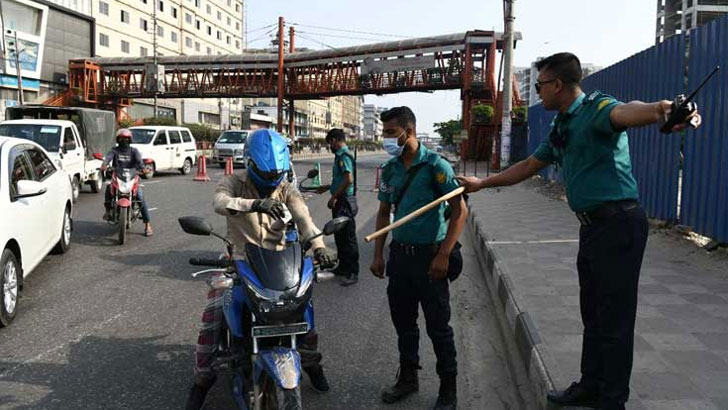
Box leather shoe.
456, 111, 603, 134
547, 382, 599, 408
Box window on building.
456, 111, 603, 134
236, 22, 240, 30
139, 18, 148, 31
217, 10, 221, 20
207, 26, 212, 35
121, 40, 130, 53
217, 30, 222, 40
157, 25, 164, 36
172, 7, 177, 18
196, 20, 201, 30
206, 4, 211, 14
121, 10, 130, 23
227, 16, 231, 26
226, 35, 231, 45
235, 3, 239, 12
186, 37, 193, 47
207, 47, 212, 55
99, 1, 109, 15
227, 0, 231, 6
171, 31, 177, 42
99, 33, 109, 47
185, 13, 192, 24
194, 0, 200, 7
195, 42, 200, 51
140, 46, 148, 56
235, 40, 240, 49
158, 0, 164, 12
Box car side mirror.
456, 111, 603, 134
306, 169, 319, 179
14, 180, 47, 199
178, 216, 214, 236
323, 217, 349, 235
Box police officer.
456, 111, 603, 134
457, 52, 701, 410
371, 106, 467, 410
320, 128, 360, 286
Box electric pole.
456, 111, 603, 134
500, 0, 515, 169
276, 16, 284, 133
11, 30, 24, 105
153, 0, 158, 117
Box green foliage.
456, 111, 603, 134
183, 123, 220, 142
513, 106, 528, 122
433, 119, 462, 146
142, 117, 178, 126
118, 118, 134, 129
472, 104, 494, 123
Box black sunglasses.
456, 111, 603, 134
535, 78, 558, 93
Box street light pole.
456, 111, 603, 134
500, 0, 515, 169
153, 0, 158, 117
12, 30, 24, 105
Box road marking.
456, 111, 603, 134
488, 239, 579, 245
0, 313, 124, 379
148, 207, 158, 211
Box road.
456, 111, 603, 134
0, 153, 534, 410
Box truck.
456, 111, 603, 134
0, 106, 117, 202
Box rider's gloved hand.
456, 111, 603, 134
251, 198, 286, 219
314, 247, 336, 267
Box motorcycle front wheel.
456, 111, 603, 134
118, 207, 128, 245
259, 372, 302, 410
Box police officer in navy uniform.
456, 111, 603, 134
371, 106, 467, 410
457, 52, 702, 410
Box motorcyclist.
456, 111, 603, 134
185, 128, 336, 410
101, 128, 153, 237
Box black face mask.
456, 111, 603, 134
118, 139, 131, 149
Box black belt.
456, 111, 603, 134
575, 199, 639, 226
390, 241, 440, 257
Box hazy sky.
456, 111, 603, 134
246, 0, 657, 136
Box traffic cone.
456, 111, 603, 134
312, 162, 321, 187
224, 157, 234, 176
373, 165, 381, 192
194, 155, 210, 181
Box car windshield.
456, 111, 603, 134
0, 124, 61, 152
217, 131, 247, 144
130, 129, 156, 144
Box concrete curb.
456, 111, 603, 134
468, 205, 557, 410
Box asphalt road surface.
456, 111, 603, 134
0, 153, 535, 410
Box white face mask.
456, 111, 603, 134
383, 130, 407, 157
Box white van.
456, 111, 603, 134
129, 126, 197, 178
212, 129, 250, 168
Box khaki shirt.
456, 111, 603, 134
213, 171, 325, 258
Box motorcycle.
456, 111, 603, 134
178, 214, 349, 410
105, 166, 145, 245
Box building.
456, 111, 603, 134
517, 59, 602, 107
656, 0, 728, 43
362, 104, 384, 141
1, 0, 95, 119
38, 0, 246, 127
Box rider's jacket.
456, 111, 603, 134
103, 146, 145, 172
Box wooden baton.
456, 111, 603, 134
364, 186, 466, 242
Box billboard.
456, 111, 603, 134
1, 0, 48, 82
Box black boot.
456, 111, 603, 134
381, 362, 420, 404
433, 375, 457, 410
547, 381, 599, 408
304, 365, 330, 393
184, 377, 215, 410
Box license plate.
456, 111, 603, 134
252, 322, 310, 338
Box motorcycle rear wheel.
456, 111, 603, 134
118, 207, 128, 245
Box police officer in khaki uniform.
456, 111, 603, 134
371, 106, 467, 410
457, 52, 701, 410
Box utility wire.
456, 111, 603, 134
247, 22, 277, 34
289, 22, 411, 39
297, 30, 394, 43
295, 33, 338, 50
247, 28, 277, 45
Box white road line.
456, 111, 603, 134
0, 313, 124, 379
488, 239, 579, 245
140, 181, 162, 186
148, 207, 158, 211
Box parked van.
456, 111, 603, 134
128, 126, 197, 178
212, 129, 250, 168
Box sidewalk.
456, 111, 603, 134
466, 180, 728, 410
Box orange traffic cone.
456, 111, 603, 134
224, 157, 234, 176
194, 155, 211, 181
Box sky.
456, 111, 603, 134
245, 0, 657, 136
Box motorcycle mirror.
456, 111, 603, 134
178, 216, 214, 236
306, 169, 319, 179
92, 152, 104, 161
323, 217, 349, 235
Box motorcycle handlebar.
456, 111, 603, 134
189, 257, 231, 268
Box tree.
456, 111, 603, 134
433, 119, 462, 146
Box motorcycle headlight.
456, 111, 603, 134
119, 181, 133, 194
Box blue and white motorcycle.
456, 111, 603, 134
178, 212, 347, 410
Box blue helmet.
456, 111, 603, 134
246, 129, 291, 188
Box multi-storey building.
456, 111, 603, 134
363, 104, 384, 141
656, 0, 728, 43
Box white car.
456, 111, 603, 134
212, 129, 250, 168
129, 126, 197, 178
0, 137, 73, 327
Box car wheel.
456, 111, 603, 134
180, 158, 193, 175
52, 205, 72, 254
89, 176, 103, 193
142, 163, 155, 179
0, 249, 20, 327
71, 176, 80, 203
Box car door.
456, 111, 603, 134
152, 130, 170, 170
62, 126, 84, 180
25, 146, 65, 255
180, 129, 197, 164
7, 146, 47, 271
167, 129, 183, 168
